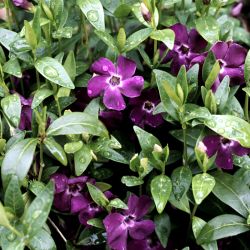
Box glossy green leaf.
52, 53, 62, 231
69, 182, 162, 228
108, 198, 128, 210
87, 183, 109, 208
204, 115, 250, 148
30, 229, 56, 250
41, 166, 59, 183
243, 87, 250, 98
210, 171, 250, 218
0, 201, 10, 227
235, 168, 250, 186
150, 29, 175, 50
168, 192, 190, 213
192, 173, 215, 205
48, 96, 76, 114
95, 182, 112, 192
64, 141, 83, 154
77, 0, 105, 31
1, 93, 21, 127
0, 46, 6, 64
244, 50, 250, 84
90, 135, 121, 153
171, 166, 192, 201
130, 154, 141, 172
77, 227, 106, 246
5, 131, 25, 153
31, 88, 54, 109
176, 65, 188, 103
35, 57, 75, 89
32, 7, 41, 45
84, 97, 100, 119
92, 168, 113, 180
2, 58, 22, 78
214, 75, 229, 113
186, 64, 199, 102
94, 30, 119, 52
121, 176, 144, 187
113, 3, 132, 20
75, 144, 92, 176
151, 174, 172, 214
122, 28, 155, 53
205, 61, 220, 90
44, 137, 68, 166
196, 214, 250, 245
46, 112, 109, 138
1, 138, 38, 191
98, 148, 128, 164
182, 107, 211, 124
154, 212, 171, 248
175, 10, 190, 25
4, 176, 24, 218
24, 20, 37, 50
29, 181, 45, 196
62, 51, 75, 83
87, 218, 105, 229
5, 241, 25, 250
137, 45, 152, 68
52, 27, 73, 39
233, 154, 250, 169
196, 16, 219, 44
0, 28, 17, 50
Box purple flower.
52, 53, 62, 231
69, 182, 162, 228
87, 55, 144, 111
71, 191, 116, 228
69, 88, 122, 129
103, 194, 155, 250
202, 135, 250, 169
129, 88, 164, 129
159, 23, 208, 76
190, 41, 247, 92
11, 0, 36, 12
10, 90, 33, 131
49, 173, 95, 211
231, 3, 243, 18
12, 72, 31, 90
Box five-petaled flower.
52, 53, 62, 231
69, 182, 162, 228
159, 23, 208, 76
129, 88, 164, 129
11, 0, 36, 12
87, 55, 144, 111
202, 135, 250, 169
103, 194, 155, 250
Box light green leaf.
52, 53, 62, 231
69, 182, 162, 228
87, 218, 105, 229
0, 201, 10, 227
2, 59, 22, 78
52, 27, 73, 39
214, 75, 229, 113
31, 88, 54, 109
75, 144, 92, 176
150, 29, 175, 50
168, 192, 190, 214
244, 50, 250, 84
121, 176, 144, 187
86, 183, 109, 208
24, 20, 37, 50
108, 198, 128, 209
94, 30, 119, 52
205, 61, 220, 90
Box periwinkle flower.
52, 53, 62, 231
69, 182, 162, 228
202, 135, 250, 169
11, 0, 36, 12
12, 72, 31, 90
71, 191, 116, 228
158, 23, 208, 76
129, 88, 164, 129
87, 55, 144, 111
103, 194, 155, 250
49, 173, 95, 211
190, 41, 247, 92
231, 3, 243, 18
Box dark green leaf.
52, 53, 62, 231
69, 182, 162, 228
168, 192, 190, 214
202, 50, 216, 83
84, 97, 100, 119
41, 166, 59, 182
137, 45, 152, 68
94, 30, 119, 52
244, 50, 250, 84
98, 148, 128, 164
31, 88, 54, 109
113, 3, 132, 20
175, 10, 190, 25
30, 229, 56, 250
75, 144, 92, 176
32, 7, 41, 45
233, 154, 250, 169
5, 131, 26, 153
92, 168, 113, 180
182, 107, 211, 124
63, 51, 76, 82
214, 75, 229, 113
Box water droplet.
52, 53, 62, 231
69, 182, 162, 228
32, 210, 42, 219
87, 10, 98, 22
103, 150, 112, 157
80, 156, 86, 163
43, 66, 59, 78
218, 128, 225, 134
6, 233, 16, 242
10, 116, 19, 126
102, 66, 108, 71
88, 90, 92, 95
105, 0, 111, 4
207, 120, 216, 128
135, 130, 141, 134
226, 121, 231, 127
219, 119, 223, 123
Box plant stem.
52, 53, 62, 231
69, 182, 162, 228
82, 12, 92, 66
4, 0, 12, 31
54, 95, 61, 117
47, 217, 67, 243
186, 203, 198, 245
139, 184, 142, 197
33, 52, 41, 90
150, 39, 158, 87
201, 5, 206, 15
108, 16, 113, 32
213, 6, 220, 18
20, 78, 25, 97
9, 2, 21, 31
74, 224, 83, 242
158, 0, 163, 25
182, 123, 188, 167
9, 76, 16, 91
38, 143, 44, 181
245, 93, 249, 122
181, 0, 185, 10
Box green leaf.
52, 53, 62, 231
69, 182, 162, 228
46, 112, 109, 138
5, 131, 25, 153
32, 7, 41, 45
214, 75, 229, 113
182, 107, 211, 124
2, 59, 22, 78
233, 154, 250, 169
186, 64, 199, 102
163, 0, 180, 4
150, 29, 175, 50
75, 61, 89, 77
1, 93, 21, 127
154, 212, 171, 248
95, 182, 112, 192
122, 28, 155, 53
90, 135, 121, 153
87, 183, 109, 208
175, 10, 190, 25
74, 144, 92, 176
63, 51, 76, 82
171, 166, 192, 201
5, 241, 25, 250
77, 0, 105, 31
0, 201, 10, 227
192, 216, 219, 250
52, 27, 73, 39
87, 218, 105, 229
4, 176, 24, 218
31, 88, 54, 109
107, 198, 128, 209
48, 96, 76, 115
43, 137, 68, 166
243, 87, 250, 97
113, 3, 132, 20
196, 16, 219, 44
130, 154, 140, 172
151, 174, 172, 214
24, 20, 37, 50
66, 240, 78, 250
204, 115, 250, 148
168, 192, 190, 214
92, 168, 113, 180
192, 173, 215, 205
84, 97, 100, 119
94, 30, 119, 52
23, 180, 54, 239
77, 227, 106, 246
137, 45, 152, 68
235, 168, 250, 186
35, 57, 75, 89
1, 138, 38, 191
64, 141, 83, 154
29, 181, 45, 196
0, 28, 17, 50
196, 214, 250, 245
205, 61, 220, 90
244, 50, 250, 84
176, 65, 188, 103
0, 46, 6, 64
98, 148, 129, 164
210, 171, 250, 219
121, 176, 144, 187
30, 229, 56, 250
41, 166, 59, 182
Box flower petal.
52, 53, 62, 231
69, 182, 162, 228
229, 140, 250, 156
128, 220, 155, 240
188, 29, 208, 52
50, 173, 68, 195
90, 57, 116, 76
19, 106, 32, 130
210, 77, 221, 94
169, 23, 188, 46
215, 145, 233, 169
103, 87, 126, 111
99, 110, 123, 129
68, 176, 88, 192
170, 55, 188, 77
145, 112, 164, 128
87, 76, 110, 98
133, 195, 152, 220
127, 239, 148, 250
231, 3, 243, 17
143, 88, 159, 103
78, 206, 97, 228
202, 135, 221, 158
159, 43, 178, 64
219, 67, 245, 85
53, 191, 71, 211
10, 90, 32, 106
71, 194, 92, 214
103, 213, 128, 250
121, 194, 139, 216
117, 55, 137, 81
130, 106, 145, 126
223, 43, 247, 68
210, 41, 228, 60
70, 88, 92, 112
118, 76, 144, 98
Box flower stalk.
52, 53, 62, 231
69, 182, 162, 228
4, 0, 12, 31
186, 203, 198, 244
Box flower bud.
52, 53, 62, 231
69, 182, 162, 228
226, 39, 233, 47
141, 3, 152, 22
197, 141, 207, 154
154, 144, 163, 153
177, 83, 184, 104
42, 2, 54, 21
117, 28, 126, 52
202, 0, 211, 5
11, 0, 36, 12
10, 126, 16, 136
82, 133, 90, 141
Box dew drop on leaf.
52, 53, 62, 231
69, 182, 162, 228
43, 66, 59, 78
87, 10, 98, 22
6, 233, 16, 242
